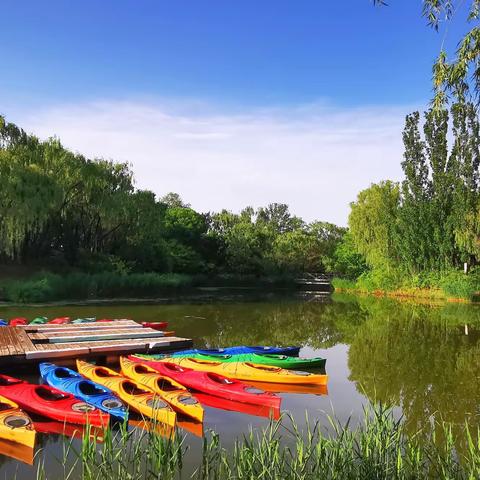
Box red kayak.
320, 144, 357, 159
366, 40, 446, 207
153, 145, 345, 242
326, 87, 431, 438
142, 322, 168, 330
0, 375, 108, 427
48, 317, 71, 325
194, 393, 281, 420
128, 356, 281, 408
9, 318, 27, 326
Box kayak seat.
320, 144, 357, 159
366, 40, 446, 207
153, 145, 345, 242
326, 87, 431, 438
95, 368, 115, 378
154, 378, 178, 392
133, 365, 151, 375
0, 402, 13, 412
206, 373, 234, 385
54, 368, 76, 379
0, 377, 23, 386
78, 381, 107, 396
192, 359, 221, 366
35, 386, 68, 401
122, 381, 149, 396
245, 363, 280, 371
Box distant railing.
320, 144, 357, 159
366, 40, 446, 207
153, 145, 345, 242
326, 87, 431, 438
294, 273, 333, 291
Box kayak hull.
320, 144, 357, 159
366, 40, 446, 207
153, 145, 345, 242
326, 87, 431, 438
9, 318, 28, 326
0, 375, 108, 427
143, 352, 326, 370
76, 360, 176, 427
173, 346, 301, 356
120, 357, 204, 422
128, 356, 281, 408
0, 395, 36, 448
156, 357, 328, 385
142, 322, 168, 330
39, 363, 128, 423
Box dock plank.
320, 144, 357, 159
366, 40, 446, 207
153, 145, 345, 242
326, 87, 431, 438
23, 320, 139, 332
34, 328, 168, 344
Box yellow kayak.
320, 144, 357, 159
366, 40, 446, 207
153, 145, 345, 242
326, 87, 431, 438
158, 358, 328, 385
0, 395, 36, 448
120, 357, 204, 423
76, 360, 176, 427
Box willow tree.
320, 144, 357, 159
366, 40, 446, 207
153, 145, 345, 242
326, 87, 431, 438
348, 180, 400, 270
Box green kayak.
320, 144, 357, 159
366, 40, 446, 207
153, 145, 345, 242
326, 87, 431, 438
71, 317, 96, 324
138, 352, 326, 370
29, 316, 48, 325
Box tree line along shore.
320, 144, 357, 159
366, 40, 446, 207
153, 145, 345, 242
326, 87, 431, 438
4, 104, 480, 303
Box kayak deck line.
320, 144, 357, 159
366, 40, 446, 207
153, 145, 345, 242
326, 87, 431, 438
0, 321, 192, 365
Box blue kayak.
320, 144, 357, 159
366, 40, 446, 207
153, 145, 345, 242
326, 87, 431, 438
0, 320, 7, 327
39, 362, 127, 422
171, 345, 301, 357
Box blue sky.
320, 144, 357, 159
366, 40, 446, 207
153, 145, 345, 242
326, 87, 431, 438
0, 1, 467, 223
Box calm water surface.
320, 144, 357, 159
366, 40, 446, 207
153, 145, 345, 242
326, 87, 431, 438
0, 292, 479, 479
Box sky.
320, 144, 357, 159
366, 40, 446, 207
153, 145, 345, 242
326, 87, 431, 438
0, 1, 469, 225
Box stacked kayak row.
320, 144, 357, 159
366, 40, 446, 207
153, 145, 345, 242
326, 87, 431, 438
0, 342, 327, 453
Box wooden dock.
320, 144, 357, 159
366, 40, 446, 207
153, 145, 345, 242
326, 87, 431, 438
0, 320, 192, 365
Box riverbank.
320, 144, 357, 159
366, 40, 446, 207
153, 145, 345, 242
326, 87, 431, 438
332, 268, 480, 302
45, 403, 479, 480
0, 271, 297, 304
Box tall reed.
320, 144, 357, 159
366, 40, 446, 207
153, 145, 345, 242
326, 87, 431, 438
43, 403, 480, 479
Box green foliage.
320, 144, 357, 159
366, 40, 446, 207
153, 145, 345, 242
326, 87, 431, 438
328, 232, 368, 279
439, 268, 480, 299
347, 103, 480, 293
0, 116, 347, 282
348, 180, 400, 269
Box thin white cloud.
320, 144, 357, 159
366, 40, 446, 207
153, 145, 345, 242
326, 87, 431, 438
10, 99, 413, 226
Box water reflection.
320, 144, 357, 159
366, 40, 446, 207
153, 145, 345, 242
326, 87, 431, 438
0, 293, 478, 477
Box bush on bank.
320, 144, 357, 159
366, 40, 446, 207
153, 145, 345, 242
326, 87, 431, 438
333, 267, 480, 301
0, 271, 298, 303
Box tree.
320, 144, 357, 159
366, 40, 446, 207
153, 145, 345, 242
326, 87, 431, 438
256, 203, 304, 234
348, 181, 400, 269
160, 192, 190, 208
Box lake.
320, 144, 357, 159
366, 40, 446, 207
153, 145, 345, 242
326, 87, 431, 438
0, 291, 479, 479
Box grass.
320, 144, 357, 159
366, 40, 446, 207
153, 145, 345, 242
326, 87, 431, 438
0, 272, 198, 303
333, 267, 480, 302
0, 270, 298, 303
36, 403, 480, 480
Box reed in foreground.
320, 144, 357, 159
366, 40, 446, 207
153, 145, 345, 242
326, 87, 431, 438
40, 403, 480, 480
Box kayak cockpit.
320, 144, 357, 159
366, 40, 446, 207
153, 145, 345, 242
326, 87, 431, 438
206, 373, 234, 385
154, 377, 181, 392
122, 381, 149, 396
77, 381, 109, 396
35, 386, 69, 401
54, 368, 77, 379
